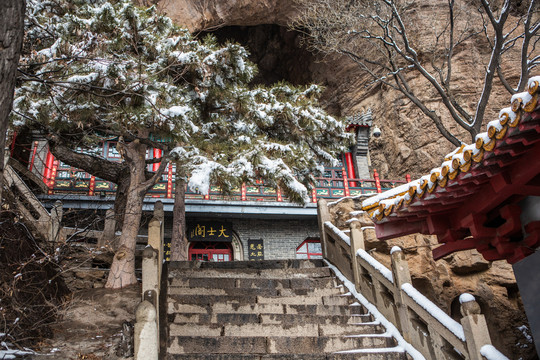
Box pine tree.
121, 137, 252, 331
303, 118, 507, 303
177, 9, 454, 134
13, 0, 352, 288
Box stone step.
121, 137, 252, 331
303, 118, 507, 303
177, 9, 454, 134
171, 313, 373, 325
258, 294, 350, 306
169, 322, 383, 337
167, 286, 343, 297
168, 302, 367, 317
168, 267, 332, 280
167, 294, 351, 306
168, 276, 338, 290
167, 353, 406, 360
168, 335, 397, 355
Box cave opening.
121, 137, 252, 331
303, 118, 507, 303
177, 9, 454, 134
198, 24, 317, 87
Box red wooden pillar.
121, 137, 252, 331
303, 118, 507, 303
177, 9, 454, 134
405, 174, 411, 182
88, 175, 96, 196
43, 151, 54, 184
166, 163, 173, 199
311, 188, 317, 203
344, 152, 357, 187
373, 169, 382, 193
341, 167, 350, 197
48, 160, 59, 195
10, 131, 16, 157
277, 187, 283, 202
152, 148, 162, 171
29, 141, 38, 172
241, 183, 247, 201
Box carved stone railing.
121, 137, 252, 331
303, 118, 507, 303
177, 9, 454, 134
135, 202, 164, 360
317, 199, 509, 360
4, 164, 64, 242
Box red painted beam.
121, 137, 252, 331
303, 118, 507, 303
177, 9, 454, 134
432, 238, 480, 260
375, 220, 426, 240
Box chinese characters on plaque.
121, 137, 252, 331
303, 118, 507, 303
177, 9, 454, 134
248, 239, 264, 260
187, 222, 232, 242
164, 240, 171, 261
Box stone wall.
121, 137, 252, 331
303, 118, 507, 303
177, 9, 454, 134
163, 216, 319, 260
232, 218, 319, 260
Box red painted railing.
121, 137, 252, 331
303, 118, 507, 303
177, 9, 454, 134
16, 140, 409, 202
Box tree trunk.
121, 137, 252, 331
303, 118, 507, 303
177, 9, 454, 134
106, 140, 148, 289
0, 0, 25, 205
171, 171, 188, 261
113, 168, 130, 234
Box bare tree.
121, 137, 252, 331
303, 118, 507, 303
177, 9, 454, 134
0, 0, 25, 203
293, 0, 540, 145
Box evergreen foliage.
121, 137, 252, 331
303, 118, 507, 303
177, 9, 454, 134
13, 0, 352, 203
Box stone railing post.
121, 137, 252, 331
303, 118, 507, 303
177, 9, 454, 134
148, 217, 163, 281
48, 200, 64, 242
317, 199, 330, 258
134, 300, 158, 360
460, 294, 492, 360
142, 245, 159, 354
142, 246, 159, 302
154, 200, 164, 240
390, 247, 412, 342
98, 208, 116, 248
349, 222, 365, 292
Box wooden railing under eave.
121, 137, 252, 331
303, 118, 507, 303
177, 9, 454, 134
317, 198, 508, 360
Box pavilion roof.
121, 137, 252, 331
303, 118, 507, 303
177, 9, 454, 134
361, 76, 540, 263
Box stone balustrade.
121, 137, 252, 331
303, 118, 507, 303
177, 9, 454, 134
135, 201, 164, 360
317, 198, 509, 360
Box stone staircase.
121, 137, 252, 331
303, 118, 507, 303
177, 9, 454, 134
165, 259, 408, 359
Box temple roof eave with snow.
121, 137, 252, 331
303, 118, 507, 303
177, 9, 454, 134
361, 76, 540, 264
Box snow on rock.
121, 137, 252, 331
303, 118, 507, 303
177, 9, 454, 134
401, 283, 465, 341
480, 345, 510, 360
328, 196, 353, 206
325, 261, 425, 360
357, 249, 393, 283
518, 325, 534, 344
459, 293, 475, 304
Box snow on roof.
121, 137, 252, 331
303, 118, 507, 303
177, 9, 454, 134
361, 76, 540, 221
346, 108, 373, 127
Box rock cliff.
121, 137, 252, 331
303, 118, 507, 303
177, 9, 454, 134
147, 0, 525, 180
